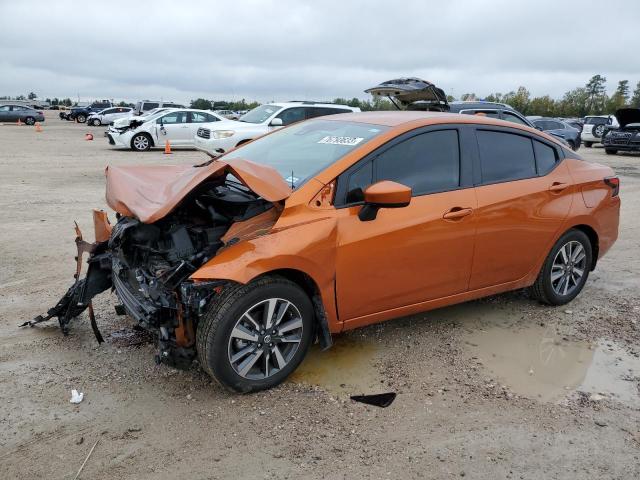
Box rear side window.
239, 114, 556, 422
533, 140, 557, 175
477, 130, 536, 183
308, 107, 351, 118
501, 111, 529, 126
376, 130, 460, 196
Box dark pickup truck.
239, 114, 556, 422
62, 101, 113, 123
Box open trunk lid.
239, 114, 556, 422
365, 77, 449, 111
614, 108, 640, 128
105, 158, 291, 224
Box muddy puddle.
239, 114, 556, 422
288, 336, 382, 395
463, 322, 640, 407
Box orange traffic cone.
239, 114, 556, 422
85, 133, 93, 141
35, 122, 43, 132
17, 118, 22, 126
164, 140, 172, 154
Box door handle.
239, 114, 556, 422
442, 207, 473, 220
548, 182, 568, 193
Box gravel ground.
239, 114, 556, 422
1, 113, 639, 479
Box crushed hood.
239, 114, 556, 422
105, 158, 292, 224
614, 108, 640, 128
365, 77, 449, 110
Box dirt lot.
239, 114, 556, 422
1, 112, 639, 479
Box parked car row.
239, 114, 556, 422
105, 101, 360, 152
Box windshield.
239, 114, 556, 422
222, 119, 389, 188
238, 104, 283, 124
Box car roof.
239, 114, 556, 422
269, 102, 358, 110
448, 101, 516, 110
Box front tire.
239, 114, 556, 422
567, 140, 576, 151
529, 229, 592, 305
90, 118, 101, 126
605, 148, 618, 155
584, 141, 593, 148
196, 276, 314, 393
76, 114, 86, 123
131, 133, 152, 151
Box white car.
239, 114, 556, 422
194, 102, 360, 157
581, 115, 618, 147
107, 109, 230, 151
87, 107, 133, 126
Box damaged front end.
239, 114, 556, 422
25, 159, 290, 368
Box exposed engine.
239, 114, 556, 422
25, 176, 274, 367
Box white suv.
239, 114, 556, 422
194, 102, 360, 156
581, 115, 618, 147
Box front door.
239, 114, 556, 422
335, 127, 477, 322
154, 110, 191, 145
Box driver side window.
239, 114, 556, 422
157, 111, 187, 124
276, 107, 306, 126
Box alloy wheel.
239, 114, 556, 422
133, 135, 149, 150
550, 240, 587, 296
227, 298, 304, 380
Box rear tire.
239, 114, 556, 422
605, 149, 618, 155
196, 276, 314, 393
24, 116, 35, 126
76, 114, 86, 123
584, 141, 593, 148
131, 133, 152, 151
529, 229, 592, 306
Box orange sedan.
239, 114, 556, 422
31, 111, 620, 392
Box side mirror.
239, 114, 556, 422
270, 118, 283, 127
358, 181, 411, 222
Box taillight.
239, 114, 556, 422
604, 176, 619, 197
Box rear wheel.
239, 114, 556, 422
131, 133, 152, 151
76, 114, 86, 123
584, 141, 593, 148
24, 116, 35, 126
529, 229, 592, 305
605, 149, 618, 155
196, 276, 314, 393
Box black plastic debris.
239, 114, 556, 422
350, 392, 396, 408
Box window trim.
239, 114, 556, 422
334, 124, 475, 208
471, 125, 564, 186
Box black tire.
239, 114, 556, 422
567, 140, 575, 151
131, 133, 152, 151
76, 114, 86, 123
24, 116, 35, 126
196, 275, 314, 393
592, 124, 605, 138
584, 141, 593, 148
90, 118, 101, 126
529, 229, 593, 306
605, 149, 618, 155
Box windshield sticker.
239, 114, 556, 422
285, 175, 300, 184
317, 136, 364, 146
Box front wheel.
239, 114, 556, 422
567, 140, 576, 151
90, 118, 101, 126
76, 114, 86, 123
131, 133, 152, 151
196, 276, 314, 393
529, 229, 592, 305
605, 149, 618, 155
584, 141, 593, 148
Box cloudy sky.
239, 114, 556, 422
1, 0, 639, 104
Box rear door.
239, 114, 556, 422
0, 105, 12, 122
468, 127, 573, 290
335, 125, 477, 323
